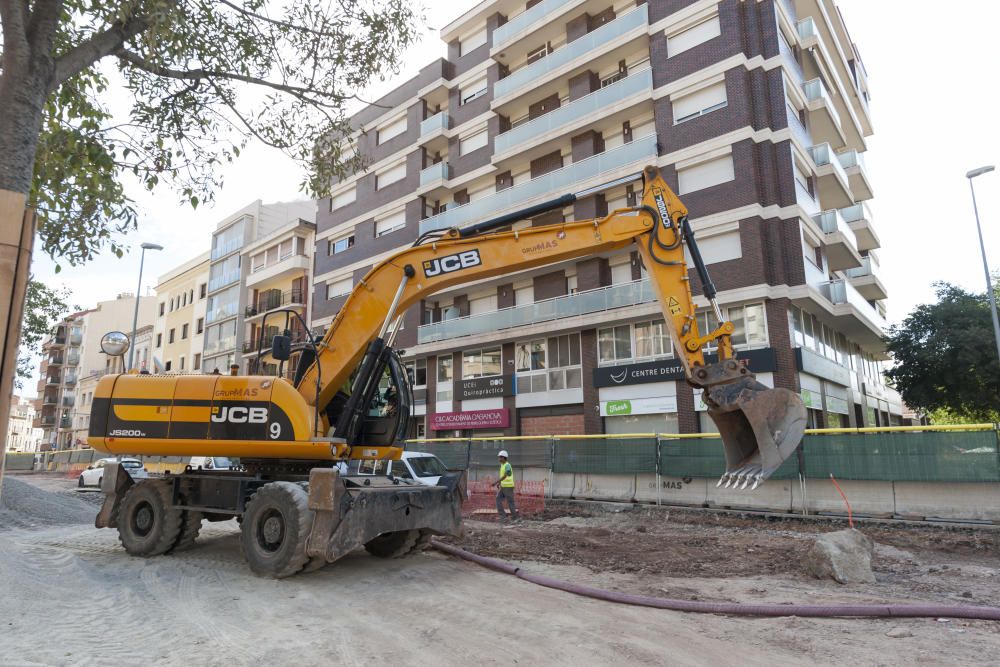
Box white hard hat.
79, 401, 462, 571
497, 450, 509, 458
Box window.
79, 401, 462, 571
169, 298, 174, 312
190, 289, 194, 303
610, 256, 633, 284
461, 75, 487, 105
460, 28, 487, 56
179, 356, 185, 371
460, 128, 489, 155
193, 353, 201, 371
168, 328, 176, 344
635, 320, 671, 358
331, 186, 356, 210
405, 359, 427, 387
437, 356, 453, 382
199, 283, 207, 299
698, 303, 767, 350
515, 335, 581, 393
327, 277, 353, 299
677, 154, 735, 194
251, 252, 266, 273
181, 323, 189, 340
328, 234, 355, 255
462, 347, 501, 378
469, 293, 497, 316
598, 325, 632, 364
376, 161, 406, 189
375, 211, 406, 237
673, 82, 727, 123
158, 302, 165, 317
196, 317, 204, 334
514, 285, 533, 306
156, 333, 162, 348
793, 159, 811, 194
181, 292, 187, 307
377, 115, 407, 144
666, 15, 721, 57
164, 360, 172, 372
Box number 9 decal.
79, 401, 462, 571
269, 422, 281, 439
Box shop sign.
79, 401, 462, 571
456, 374, 514, 400
593, 348, 778, 387
429, 409, 509, 430
600, 396, 677, 417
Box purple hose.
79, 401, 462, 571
430, 539, 1000, 621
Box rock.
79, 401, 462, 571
804, 528, 875, 584
885, 627, 913, 639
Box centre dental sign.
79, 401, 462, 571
429, 409, 509, 430
593, 348, 778, 387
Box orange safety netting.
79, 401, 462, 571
463, 477, 545, 520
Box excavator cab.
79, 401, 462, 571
356, 349, 413, 447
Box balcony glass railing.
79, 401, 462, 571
797, 17, 819, 43
845, 256, 876, 279
418, 279, 657, 343
824, 279, 883, 324
495, 68, 652, 155
420, 111, 449, 137
208, 271, 241, 293
211, 237, 242, 260
836, 150, 866, 170
839, 201, 872, 223
492, 0, 569, 49
494, 6, 647, 100
803, 78, 841, 128
804, 257, 828, 290
63, 374, 77, 386
419, 161, 449, 187
814, 209, 857, 246
203, 337, 237, 356
808, 143, 850, 185
778, 22, 804, 85
206, 300, 240, 324
420, 133, 656, 234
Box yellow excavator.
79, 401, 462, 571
89, 165, 806, 577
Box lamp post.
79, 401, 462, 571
966, 165, 1000, 365
128, 242, 163, 371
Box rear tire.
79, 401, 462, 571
171, 507, 203, 552
364, 530, 420, 558
116, 480, 182, 557
240, 482, 313, 578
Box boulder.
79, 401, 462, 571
804, 528, 875, 584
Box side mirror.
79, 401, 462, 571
271, 334, 291, 361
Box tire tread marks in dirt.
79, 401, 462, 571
240, 481, 313, 578
115, 480, 182, 557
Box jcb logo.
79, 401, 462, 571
653, 190, 672, 229
211, 406, 268, 424
422, 250, 482, 278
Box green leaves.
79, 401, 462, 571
885, 282, 1000, 422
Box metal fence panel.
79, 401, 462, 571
553, 437, 657, 474
405, 441, 470, 470
468, 439, 552, 468
803, 431, 1000, 482
658, 437, 798, 480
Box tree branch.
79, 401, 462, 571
50, 13, 153, 91
216, 0, 350, 40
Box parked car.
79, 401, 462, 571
187, 456, 236, 471
78, 457, 148, 488
349, 451, 449, 486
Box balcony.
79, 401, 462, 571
492, 0, 585, 52
819, 278, 886, 347
814, 210, 861, 270
203, 337, 237, 356
836, 150, 873, 201
493, 6, 647, 104
839, 202, 879, 251
208, 271, 241, 293
42, 394, 58, 405
845, 255, 888, 301
47, 355, 64, 366
802, 78, 845, 149
61, 396, 75, 408
63, 374, 77, 387
419, 111, 451, 152
66, 352, 80, 366
39, 415, 56, 427
69, 332, 82, 345
45, 375, 60, 386
419, 133, 656, 235
59, 417, 72, 429
243, 330, 310, 355
418, 279, 656, 344
206, 300, 240, 324
49, 335, 66, 347
418, 161, 450, 198
246, 253, 310, 288
244, 289, 306, 319
808, 143, 853, 209
494, 67, 653, 160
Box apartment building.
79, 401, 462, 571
241, 218, 316, 377
203, 200, 316, 374
153, 251, 210, 374
312, 0, 897, 438
5, 395, 41, 452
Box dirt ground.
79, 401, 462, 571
2, 474, 999, 666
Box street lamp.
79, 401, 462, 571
965, 165, 1000, 366
128, 242, 163, 371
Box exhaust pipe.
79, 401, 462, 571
704, 375, 808, 491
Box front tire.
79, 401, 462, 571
240, 482, 313, 578
77, 475, 85, 488
116, 480, 182, 557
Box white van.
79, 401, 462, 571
187, 456, 235, 471
350, 451, 448, 486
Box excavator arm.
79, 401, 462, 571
298, 166, 806, 487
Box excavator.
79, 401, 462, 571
88, 165, 806, 578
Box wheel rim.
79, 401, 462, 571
132, 501, 155, 537
257, 509, 286, 553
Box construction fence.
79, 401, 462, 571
407, 425, 1000, 484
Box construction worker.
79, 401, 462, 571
229, 363, 240, 376
494, 450, 518, 522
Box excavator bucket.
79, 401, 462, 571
705, 376, 808, 490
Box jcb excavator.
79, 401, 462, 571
89, 166, 806, 578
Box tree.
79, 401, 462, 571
885, 283, 1000, 422
0, 0, 420, 442
17, 279, 74, 388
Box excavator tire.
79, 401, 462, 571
240, 481, 313, 578
364, 530, 420, 558
116, 480, 182, 557
170, 506, 203, 553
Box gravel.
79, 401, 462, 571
0, 476, 97, 531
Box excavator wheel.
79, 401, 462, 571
364, 530, 420, 558
240, 481, 313, 578
116, 480, 183, 557
170, 499, 203, 553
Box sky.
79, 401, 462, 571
23, 0, 1000, 393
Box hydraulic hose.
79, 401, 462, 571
430, 540, 1000, 621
